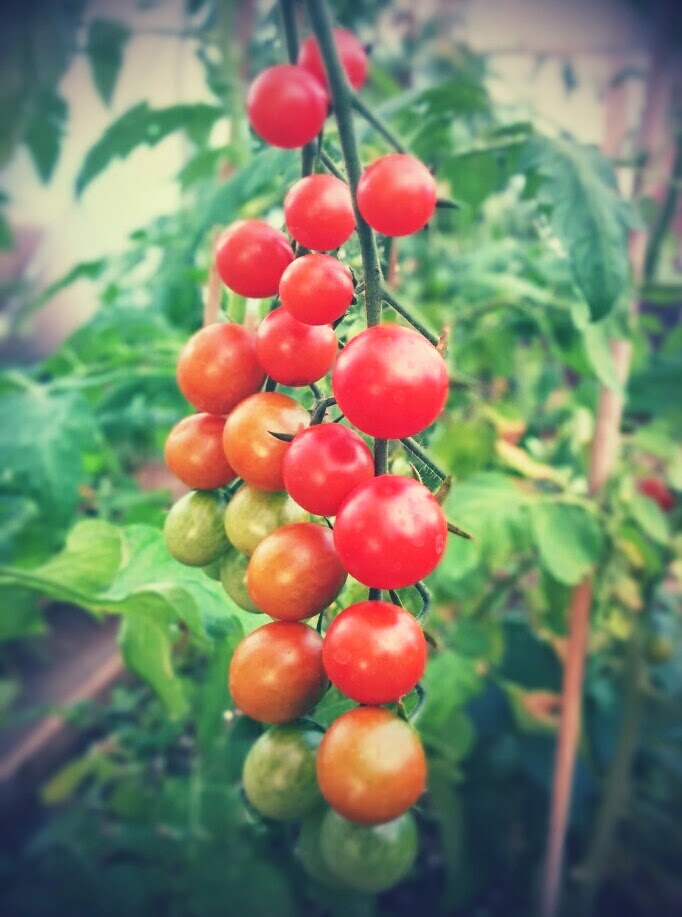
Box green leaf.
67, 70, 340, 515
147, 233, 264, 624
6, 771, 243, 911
524, 135, 634, 321
578, 313, 625, 394
427, 761, 464, 910
75, 102, 224, 196
85, 18, 130, 106
630, 491, 670, 545
23, 90, 68, 181
418, 651, 479, 762
119, 612, 188, 719
196, 622, 244, 756
530, 500, 603, 585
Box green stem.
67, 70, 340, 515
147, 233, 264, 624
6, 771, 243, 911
401, 437, 447, 481
382, 287, 439, 345
374, 437, 388, 475
319, 148, 346, 180
351, 94, 407, 153
414, 581, 431, 622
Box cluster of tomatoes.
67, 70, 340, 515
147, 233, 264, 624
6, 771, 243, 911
162, 24, 451, 894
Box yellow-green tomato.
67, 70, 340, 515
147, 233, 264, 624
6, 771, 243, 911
163, 490, 230, 567
242, 724, 322, 820
224, 485, 308, 555
220, 550, 262, 613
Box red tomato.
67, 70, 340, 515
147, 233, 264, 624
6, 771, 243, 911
298, 27, 368, 93
176, 323, 265, 416
322, 600, 426, 703
215, 220, 294, 298
164, 413, 236, 490
284, 174, 355, 252
637, 477, 676, 512
332, 324, 448, 438
357, 153, 437, 236
246, 64, 327, 149
255, 308, 338, 386
279, 254, 354, 325
229, 621, 328, 724
246, 522, 347, 621
333, 475, 446, 589
282, 424, 374, 516
317, 706, 427, 824
223, 392, 310, 491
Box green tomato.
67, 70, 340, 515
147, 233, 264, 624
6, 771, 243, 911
224, 485, 308, 555
296, 807, 349, 889
220, 549, 262, 613
320, 810, 418, 894
242, 724, 322, 820
201, 556, 223, 581
163, 490, 230, 567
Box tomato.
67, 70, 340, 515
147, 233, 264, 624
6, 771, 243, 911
224, 485, 308, 555
279, 253, 354, 325
298, 27, 368, 93
215, 220, 294, 298
332, 324, 448, 438
333, 475, 447, 589
296, 808, 349, 889
176, 323, 265, 416
220, 550, 262, 613
320, 810, 417, 894
246, 523, 347, 621
163, 490, 230, 567
229, 621, 328, 723
357, 153, 437, 236
316, 706, 427, 824
255, 308, 338, 386
223, 392, 310, 491
282, 424, 374, 516
322, 600, 426, 703
246, 64, 327, 148
164, 413, 236, 490
242, 724, 322, 820
637, 476, 676, 512
284, 174, 355, 252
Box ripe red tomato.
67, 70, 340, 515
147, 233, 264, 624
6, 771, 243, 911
242, 725, 322, 820
322, 600, 426, 703
255, 308, 338, 386
298, 27, 368, 93
164, 413, 236, 490
279, 253, 354, 325
357, 153, 437, 236
284, 174, 355, 251
246, 522, 347, 621
223, 392, 310, 491
282, 424, 374, 516
215, 220, 294, 298
223, 485, 309, 555
333, 475, 447, 589
332, 324, 448, 438
229, 621, 328, 723
637, 477, 676, 512
176, 323, 265, 415
246, 64, 327, 148
316, 706, 427, 824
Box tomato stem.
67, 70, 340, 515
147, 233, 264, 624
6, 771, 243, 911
351, 93, 407, 154
318, 148, 346, 181
401, 437, 447, 482
382, 288, 439, 346
414, 581, 431, 622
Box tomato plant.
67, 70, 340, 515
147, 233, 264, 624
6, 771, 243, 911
298, 27, 369, 94
162, 490, 230, 567
164, 413, 236, 490
214, 220, 294, 298
255, 307, 338, 386
219, 550, 261, 613
284, 173, 356, 252
246, 64, 328, 149
279, 253, 354, 325
356, 153, 437, 236
223, 484, 308, 555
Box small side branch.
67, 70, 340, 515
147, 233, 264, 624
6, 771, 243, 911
381, 287, 439, 346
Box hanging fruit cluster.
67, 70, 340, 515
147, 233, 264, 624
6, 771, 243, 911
162, 8, 458, 894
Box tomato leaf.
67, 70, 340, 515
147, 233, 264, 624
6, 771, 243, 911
119, 611, 189, 720
84, 18, 130, 107
529, 500, 603, 585
23, 90, 68, 182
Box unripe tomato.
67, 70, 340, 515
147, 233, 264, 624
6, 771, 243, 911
282, 424, 374, 516
296, 809, 349, 889
279, 253, 354, 325
215, 220, 294, 298
220, 550, 262, 613
298, 27, 369, 93
317, 706, 427, 824
176, 323, 265, 416
224, 485, 308, 555
255, 308, 338, 386
163, 490, 230, 567
229, 621, 327, 723
242, 725, 322, 820
223, 392, 310, 491
332, 324, 448, 438
246, 64, 327, 148
164, 413, 236, 490
246, 523, 347, 621
333, 475, 447, 589
284, 174, 355, 252
357, 153, 437, 236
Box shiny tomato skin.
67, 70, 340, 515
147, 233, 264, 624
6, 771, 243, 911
219, 549, 262, 613
164, 413, 236, 490
215, 220, 294, 298
223, 485, 309, 555
279, 253, 354, 325
284, 174, 355, 252
282, 424, 374, 517
333, 475, 447, 589
317, 706, 427, 825
229, 621, 328, 724
246, 523, 347, 621
223, 392, 310, 492
323, 600, 426, 703
176, 323, 265, 416
332, 324, 448, 439
163, 490, 230, 567
255, 308, 337, 386
246, 64, 327, 149
298, 27, 368, 93
242, 725, 322, 820
357, 153, 437, 236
